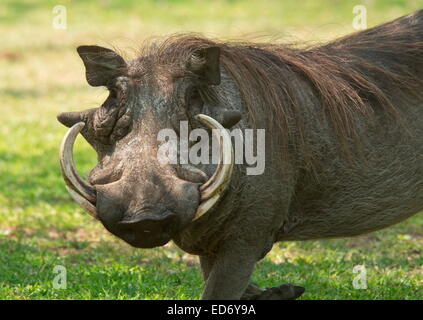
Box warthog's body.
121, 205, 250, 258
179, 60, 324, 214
58, 10, 422, 299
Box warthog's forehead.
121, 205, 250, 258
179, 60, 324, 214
126, 57, 184, 82
122, 60, 188, 103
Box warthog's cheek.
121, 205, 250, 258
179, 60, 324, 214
171, 180, 201, 226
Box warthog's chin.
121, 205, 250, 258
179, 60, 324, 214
114, 230, 174, 249
130, 237, 171, 249
106, 228, 173, 248
101, 210, 182, 249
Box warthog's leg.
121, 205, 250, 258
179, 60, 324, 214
200, 256, 305, 300
200, 244, 257, 299
199, 255, 214, 280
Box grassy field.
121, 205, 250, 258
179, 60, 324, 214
0, 0, 422, 299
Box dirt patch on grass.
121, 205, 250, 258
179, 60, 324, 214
346, 235, 381, 248
0, 50, 22, 61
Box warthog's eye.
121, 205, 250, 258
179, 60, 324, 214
93, 86, 132, 144
108, 86, 119, 99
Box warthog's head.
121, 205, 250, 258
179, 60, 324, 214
58, 44, 238, 248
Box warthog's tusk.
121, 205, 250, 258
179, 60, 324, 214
65, 186, 97, 218
59, 122, 98, 219
193, 114, 234, 221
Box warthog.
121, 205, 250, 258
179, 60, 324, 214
57, 10, 422, 299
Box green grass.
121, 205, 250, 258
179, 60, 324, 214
0, 0, 422, 299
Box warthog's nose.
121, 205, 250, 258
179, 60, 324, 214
107, 210, 179, 248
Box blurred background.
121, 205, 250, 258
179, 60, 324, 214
0, 0, 421, 299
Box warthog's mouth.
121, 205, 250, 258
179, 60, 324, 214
59, 114, 234, 222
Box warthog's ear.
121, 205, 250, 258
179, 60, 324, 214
77, 45, 127, 87
188, 46, 221, 85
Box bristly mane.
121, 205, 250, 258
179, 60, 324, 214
137, 10, 423, 168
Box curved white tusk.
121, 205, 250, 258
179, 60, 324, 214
193, 114, 234, 221
59, 122, 97, 213
66, 186, 98, 219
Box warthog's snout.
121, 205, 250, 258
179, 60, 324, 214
93, 176, 200, 248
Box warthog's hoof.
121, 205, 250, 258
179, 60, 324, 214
258, 284, 305, 300
242, 283, 305, 300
